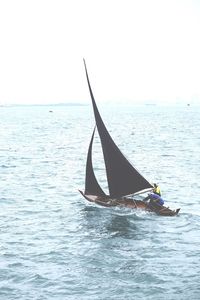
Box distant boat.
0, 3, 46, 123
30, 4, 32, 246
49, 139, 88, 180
79, 60, 180, 216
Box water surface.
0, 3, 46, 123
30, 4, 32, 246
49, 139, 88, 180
0, 104, 200, 299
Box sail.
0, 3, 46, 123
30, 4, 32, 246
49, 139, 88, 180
85, 127, 107, 197
84, 59, 153, 197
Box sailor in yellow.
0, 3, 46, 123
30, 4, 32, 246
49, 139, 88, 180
153, 183, 161, 196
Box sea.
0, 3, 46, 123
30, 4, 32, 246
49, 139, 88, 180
0, 103, 200, 300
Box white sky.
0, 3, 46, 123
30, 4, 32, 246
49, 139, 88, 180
0, 0, 200, 105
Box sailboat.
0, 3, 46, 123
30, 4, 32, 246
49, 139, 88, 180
79, 60, 180, 216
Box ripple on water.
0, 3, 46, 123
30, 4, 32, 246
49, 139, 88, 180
1, 105, 200, 299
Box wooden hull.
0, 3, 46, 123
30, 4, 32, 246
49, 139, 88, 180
79, 190, 180, 216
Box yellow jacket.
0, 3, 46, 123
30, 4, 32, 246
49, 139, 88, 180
153, 186, 161, 196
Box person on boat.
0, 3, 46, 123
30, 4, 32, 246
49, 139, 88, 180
153, 183, 161, 196
143, 193, 164, 206
149, 193, 164, 206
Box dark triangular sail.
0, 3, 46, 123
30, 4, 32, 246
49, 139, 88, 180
84, 59, 153, 197
85, 127, 106, 197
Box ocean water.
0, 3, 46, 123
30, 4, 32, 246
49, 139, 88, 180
0, 104, 200, 300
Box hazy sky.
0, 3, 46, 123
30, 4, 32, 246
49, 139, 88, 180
0, 0, 200, 105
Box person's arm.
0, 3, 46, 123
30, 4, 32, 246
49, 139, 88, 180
143, 195, 150, 202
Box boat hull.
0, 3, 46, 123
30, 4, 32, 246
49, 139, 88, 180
79, 190, 180, 216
